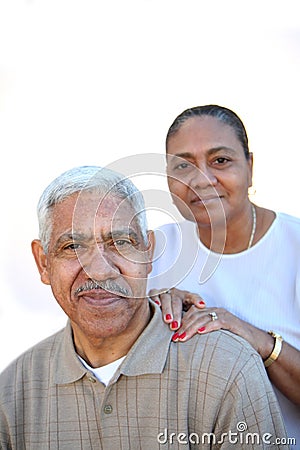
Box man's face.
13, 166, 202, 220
32, 190, 153, 341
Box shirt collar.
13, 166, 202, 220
53, 321, 88, 385
116, 300, 173, 378
53, 301, 173, 385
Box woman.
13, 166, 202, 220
148, 105, 300, 445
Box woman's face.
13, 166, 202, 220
166, 116, 253, 227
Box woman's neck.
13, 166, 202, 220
197, 204, 276, 254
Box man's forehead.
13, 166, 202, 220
54, 190, 131, 219
54, 191, 140, 235
74, 194, 135, 223
74, 190, 124, 209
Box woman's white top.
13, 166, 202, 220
148, 212, 300, 445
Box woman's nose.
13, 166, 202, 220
189, 164, 217, 189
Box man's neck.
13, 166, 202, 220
72, 301, 152, 368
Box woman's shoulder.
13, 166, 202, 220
275, 212, 300, 238
268, 212, 300, 248
277, 211, 300, 227
255, 207, 300, 236
153, 221, 197, 258
153, 221, 199, 255
154, 220, 196, 237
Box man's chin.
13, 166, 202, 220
75, 318, 130, 340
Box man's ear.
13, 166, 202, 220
31, 239, 51, 285
146, 230, 155, 275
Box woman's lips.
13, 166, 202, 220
190, 195, 222, 205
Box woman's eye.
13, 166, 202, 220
214, 157, 229, 165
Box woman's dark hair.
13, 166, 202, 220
166, 105, 250, 159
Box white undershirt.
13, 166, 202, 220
78, 355, 126, 386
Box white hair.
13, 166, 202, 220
37, 166, 148, 252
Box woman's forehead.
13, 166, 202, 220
167, 116, 242, 155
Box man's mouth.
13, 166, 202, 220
77, 289, 123, 306
75, 279, 130, 298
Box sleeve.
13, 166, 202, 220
0, 405, 12, 450
213, 354, 288, 449
0, 363, 19, 450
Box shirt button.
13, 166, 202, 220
103, 405, 113, 414
88, 376, 96, 383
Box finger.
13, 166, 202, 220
159, 291, 182, 330
182, 306, 210, 331
148, 288, 182, 329
148, 288, 162, 306
162, 290, 204, 330
171, 316, 211, 341
171, 307, 209, 341
172, 308, 222, 341
196, 309, 225, 335
159, 291, 175, 322
184, 292, 206, 309
167, 292, 187, 329
169, 289, 205, 310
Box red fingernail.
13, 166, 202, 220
198, 327, 206, 332
154, 300, 161, 306
199, 300, 205, 306
172, 332, 180, 341
171, 321, 178, 329
179, 332, 186, 340
165, 314, 172, 321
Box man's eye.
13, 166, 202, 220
175, 162, 190, 170
114, 239, 132, 248
63, 243, 82, 251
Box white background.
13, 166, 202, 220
0, 0, 300, 372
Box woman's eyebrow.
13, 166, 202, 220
206, 146, 236, 156
168, 147, 236, 160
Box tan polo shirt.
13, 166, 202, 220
0, 302, 287, 449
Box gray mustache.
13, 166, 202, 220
75, 279, 130, 297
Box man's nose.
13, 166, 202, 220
79, 246, 119, 281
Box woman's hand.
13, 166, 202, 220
149, 287, 300, 404
170, 305, 270, 356
148, 288, 272, 353
148, 288, 206, 331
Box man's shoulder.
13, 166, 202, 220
0, 327, 65, 389
180, 328, 257, 353
175, 329, 263, 379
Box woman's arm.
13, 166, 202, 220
149, 288, 300, 406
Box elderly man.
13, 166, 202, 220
0, 166, 287, 449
